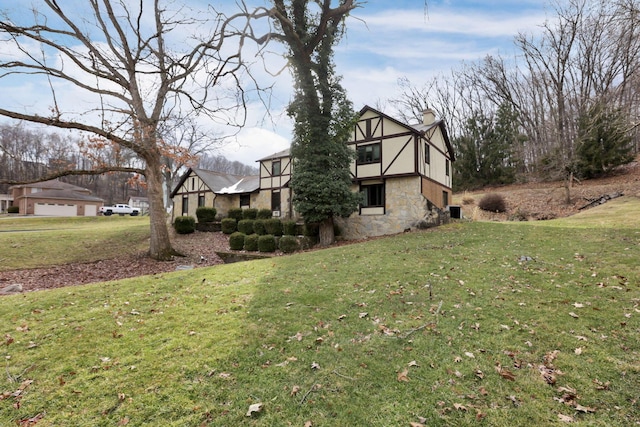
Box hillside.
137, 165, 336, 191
454, 157, 640, 221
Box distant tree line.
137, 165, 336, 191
391, 0, 638, 192
0, 122, 257, 203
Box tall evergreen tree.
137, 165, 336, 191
575, 103, 634, 179
269, 0, 361, 246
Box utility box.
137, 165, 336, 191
448, 205, 461, 219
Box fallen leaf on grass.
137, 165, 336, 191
558, 413, 574, 423
464, 352, 475, 359
304, 422, 313, 427
408, 360, 419, 367
495, 364, 516, 381
397, 369, 410, 382
453, 403, 467, 411
291, 385, 301, 396
409, 422, 425, 427
575, 404, 596, 413
569, 312, 579, 318
574, 347, 582, 355
246, 402, 263, 417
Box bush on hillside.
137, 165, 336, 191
221, 218, 237, 234
229, 232, 246, 250
478, 193, 507, 213
258, 235, 276, 253
228, 208, 243, 221
242, 208, 258, 220
237, 219, 254, 235
264, 218, 283, 236
282, 220, 297, 236
257, 208, 273, 219
279, 235, 300, 253
244, 234, 259, 251
174, 216, 196, 234
195, 207, 217, 223
253, 219, 266, 235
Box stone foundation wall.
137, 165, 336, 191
336, 176, 448, 240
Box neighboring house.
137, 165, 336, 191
128, 196, 149, 213
171, 106, 455, 239
10, 180, 104, 216
0, 194, 13, 213
170, 169, 260, 220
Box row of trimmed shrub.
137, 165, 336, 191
229, 232, 308, 253
195, 206, 277, 223
221, 218, 298, 236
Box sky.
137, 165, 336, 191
0, 0, 551, 167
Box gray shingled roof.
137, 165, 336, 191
190, 169, 260, 194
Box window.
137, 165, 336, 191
271, 191, 281, 212
361, 183, 384, 207
182, 195, 189, 215
424, 143, 431, 164
446, 159, 450, 176
240, 194, 250, 208
443, 191, 449, 207
198, 194, 205, 207
272, 160, 281, 176
191, 177, 195, 191
357, 143, 381, 164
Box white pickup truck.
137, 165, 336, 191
99, 204, 141, 216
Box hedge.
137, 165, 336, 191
282, 220, 297, 236
278, 235, 300, 253
228, 208, 243, 221
195, 207, 217, 223
237, 219, 254, 235
221, 218, 237, 234
264, 218, 283, 236
258, 235, 276, 253
242, 208, 258, 220
244, 234, 259, 251
253, 219, 266, 235
229, 232, 246, 250
174, 216, 196, 234
257, 208, 273, 219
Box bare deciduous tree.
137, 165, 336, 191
0, 0, 265, 260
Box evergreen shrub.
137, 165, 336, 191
243, 208, 258, 220
229, 232, 245, 250
244, 234, 259, 251
195, 207, 217, 223
228, 208, 243, 221
258, 235, 276, 253
279, 235, 300, 253
264, 218, 283, 236
283, 220, 297, 236
253, 219, 266, 235
221, 218, 237, 234
257, 209, 273, 219
174, 216, 196, 234
237, 219, 254, 235
7, 206, 18, 214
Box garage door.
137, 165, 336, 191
34, 203, 77, 216
84, 205, 97, 216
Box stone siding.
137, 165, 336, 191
336, 176, 445, 240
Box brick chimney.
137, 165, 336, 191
422, 109, 436, 126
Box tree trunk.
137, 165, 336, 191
145, 153, 176, 260
318, 217, 335, 247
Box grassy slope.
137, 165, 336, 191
0, 216, 150, 270
0, 200, 639, 426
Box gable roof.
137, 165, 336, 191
22, 189, 104, 202
358, 105, 455, 161
257, 148, 291, 162
170, 168, 259, 198
10, 179, 93, 194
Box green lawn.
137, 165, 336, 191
1, 200, 639, 426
